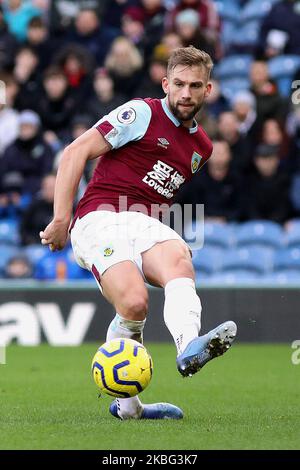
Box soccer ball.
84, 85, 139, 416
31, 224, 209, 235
92, 338, 153, 398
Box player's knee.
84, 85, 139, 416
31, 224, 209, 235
121, 291, 148, 320
171, 248, 194, 279
177, 255, 194, 275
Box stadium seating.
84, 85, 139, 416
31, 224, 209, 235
273, 247, 300, 272
214, 54, 253, 80
284, 220, 300, 248
0, 218, 298, 284
202, 269, 260, 285
261, 270, 300, 285
34, 249, 90, 280
235, 220, 283, 249
239, 0, 274, 23
220, 20, 237, 50
203, 222, 236, 250
183, 218, 204, 246
268, 55, 300, 97
218, 0, 280, 54
220, 77, 251, 100
215, 0, 241, 22
0, 219, 20, 245
23, 244, 49, 267
192, 246, 223, 275
0, 245, 20, 274
220, 246, 273, 274
231, 20, 260, 51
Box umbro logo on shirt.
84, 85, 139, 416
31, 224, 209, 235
157, 138, 169, 149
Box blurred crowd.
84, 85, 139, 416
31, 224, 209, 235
0, 0, 300, 280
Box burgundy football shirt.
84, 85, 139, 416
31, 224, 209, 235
72, 98, 213, 222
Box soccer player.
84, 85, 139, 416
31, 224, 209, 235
40, 46, 237, 420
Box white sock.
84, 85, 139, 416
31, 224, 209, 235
164, 277, 202, 355
106, 314, 145, 344
106, 313, 146, 419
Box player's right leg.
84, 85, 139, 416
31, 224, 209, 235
70, 212, 183, 419
99, 261, 183, 420
99, 261, 148, 419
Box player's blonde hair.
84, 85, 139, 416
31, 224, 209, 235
167, 46, 213, 80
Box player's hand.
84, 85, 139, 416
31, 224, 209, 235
39, 218, 70, 252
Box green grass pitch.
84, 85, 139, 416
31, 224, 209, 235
0, 343, 299, 450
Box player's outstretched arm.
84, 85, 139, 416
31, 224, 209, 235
40, 128, 111, 251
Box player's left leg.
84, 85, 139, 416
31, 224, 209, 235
142, 240, 237, 376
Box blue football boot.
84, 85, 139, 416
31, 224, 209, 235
176, 321, 237, 377
109, 400, 183, 420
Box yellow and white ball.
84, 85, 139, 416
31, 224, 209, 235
92, 338, 153, 398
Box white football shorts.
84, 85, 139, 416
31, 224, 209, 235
70, 210, 188, 286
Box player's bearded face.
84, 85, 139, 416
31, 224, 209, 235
163, 65, 212, 124
170, 95, 202, 122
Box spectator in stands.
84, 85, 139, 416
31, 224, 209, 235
287, 101, 300, 171
136, 55, 167, 99
231, 90, 259, 142
32, 0, 49, 16
67, 114, 95, 185
290, 169, 300, 216
36, 65, 78, 138
260, 118, 290, 164
195, 106, 217, 139
1, 72, 19, 108
176, 139, 243, 223
0, 171, 31, 220
13, 45, 41, 110
66, 8, 119, 66
118, 1, 167, 62
104, 36, 144, 98
49, 0, 103, 35
3, 255, 33, 279
250, 60, 288, 125
69, 115, 93, 141
0, 74, 19, 155
3, 0, 41, 42
20, 173, 55, 245
102, 0, 131, 30
217, 111, 253, 175
44, 113, 95, 158
0, 4, 18, 70
158, 31, 183, 57
121, 6, 145, 51
0, 110, 54, 196
244, 144, 292, 224
84, 67, 125, 122
166, 0, 221, 57
53, 43, 94, 103
26, 16, 59, 71
204, 79, 229, 120
174, 8, 216, 60
258, 0, 300, 57
263, 29, 289, 60
53, 115, 95, 198
290, 162, 300, 218
140, 0, 168, 61
0, 106, 19, 156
